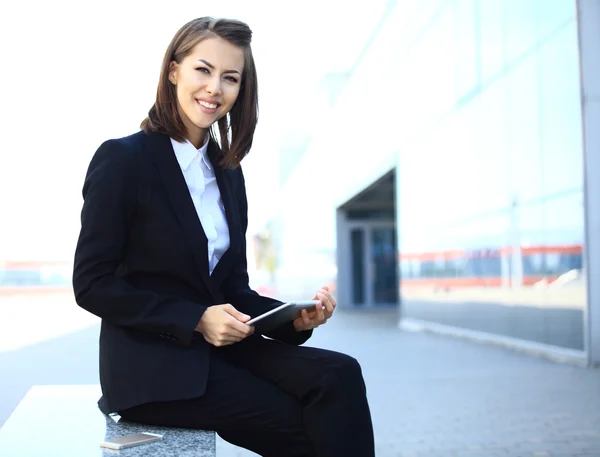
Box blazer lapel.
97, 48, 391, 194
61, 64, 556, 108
208, 141, 241, 287
146, 133, 214, 297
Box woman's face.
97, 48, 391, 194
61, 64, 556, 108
169, 36, 244, 147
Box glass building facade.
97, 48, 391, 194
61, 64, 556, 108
394, 0, 586, 350
268, 0, 599, 364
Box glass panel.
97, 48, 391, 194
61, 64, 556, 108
503, 0, 539, 64
395, 0, 586, 351
536, 0, 576, 40
351, 229, 365, 305
541, 192, 585, 349
479, 79, 510, 211
538, 23, 584, 196
371, 228, 398, 305
478, 0, 505, 82
453, 0, 478, 98
506, 54, 541, 201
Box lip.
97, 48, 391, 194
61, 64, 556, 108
196, 97, 221, 114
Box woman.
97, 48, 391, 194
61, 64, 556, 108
73, 17, 374, 457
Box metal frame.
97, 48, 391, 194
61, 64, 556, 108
577, 0, 600, 366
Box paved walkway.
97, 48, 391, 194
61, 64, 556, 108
218, 309, 600, 457
1, 295, 598, 456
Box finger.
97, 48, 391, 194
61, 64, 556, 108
303, 309, 319, 319
300, 308, 321, 329
313, 285, 329, 300
214, 326, 247, 343
223, 304, 251, 323
293, 316, 308, 331
315, 301, 326, 324
301, 309, 312, 327
319, 288, 336, 307
317, 291, 335, 317
292, 316, 305, 331
224, 316, 253, 337
215, 327, 253, 344
303, 307, 324, 323
298, 309, 317, 330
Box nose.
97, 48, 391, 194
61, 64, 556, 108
206, 76, 222, 96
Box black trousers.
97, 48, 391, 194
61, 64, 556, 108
119, 336, 375, 457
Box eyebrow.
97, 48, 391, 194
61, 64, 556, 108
198, 59, 242, 76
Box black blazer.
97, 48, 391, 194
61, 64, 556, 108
73, 131, 311, 415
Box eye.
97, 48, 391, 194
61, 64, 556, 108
196, 67, 210, 74
224, 75, 239, 83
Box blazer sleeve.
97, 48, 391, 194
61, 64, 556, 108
72, 139, 206, 347
220, 166, 312, 346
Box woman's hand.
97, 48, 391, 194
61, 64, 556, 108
195, 304, 254, 347
293, 285, 337, 332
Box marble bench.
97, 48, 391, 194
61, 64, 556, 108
0, 385, 215, 456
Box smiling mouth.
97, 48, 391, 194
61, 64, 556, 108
197, 100, 218, 109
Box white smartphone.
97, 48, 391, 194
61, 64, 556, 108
247, 300, 320, 334
100, 432, 163, 450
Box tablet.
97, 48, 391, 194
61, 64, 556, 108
247, 300, 320, 334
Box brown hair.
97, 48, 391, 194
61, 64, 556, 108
141, 17, 258, 168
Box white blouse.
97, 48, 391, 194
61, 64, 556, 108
170, 137, 230, 275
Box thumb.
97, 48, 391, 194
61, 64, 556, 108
223, 304, 250, 322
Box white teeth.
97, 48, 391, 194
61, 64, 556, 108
198, 100, 217, 109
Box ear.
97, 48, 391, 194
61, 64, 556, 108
168, 61, 179, 85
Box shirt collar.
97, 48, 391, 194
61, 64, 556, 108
170, 136, 211, 171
